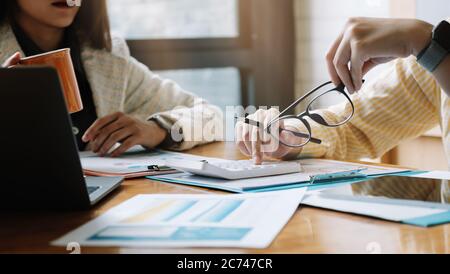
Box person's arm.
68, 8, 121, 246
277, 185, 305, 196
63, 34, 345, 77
302, 56, 442, 160
432, 54, 450, 96
236, 57, 442, 162
236, 17, 446, 163
84, 56, 224, 156
122, 56, 224, 151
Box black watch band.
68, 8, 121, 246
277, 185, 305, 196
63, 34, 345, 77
417, 20, 450, 72
417, 40, 448, 72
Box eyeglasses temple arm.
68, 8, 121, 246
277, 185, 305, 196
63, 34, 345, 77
239, 118, 322, 145
290, 131, 322, 144
277, 128, 323, 145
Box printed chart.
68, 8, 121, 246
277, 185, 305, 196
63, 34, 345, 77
52, 189, 306, 248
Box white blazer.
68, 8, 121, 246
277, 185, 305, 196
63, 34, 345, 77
0, 23, 223, 151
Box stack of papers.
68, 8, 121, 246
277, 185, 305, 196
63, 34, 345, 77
52, 189, 306, 249
80, 147, 411, 191
149, 159, 410, 193
80, 148, 207, 179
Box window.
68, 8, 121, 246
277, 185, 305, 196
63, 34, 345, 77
108, 0, 296, 130
157, 67, 241, 141
109, 0, 239, 39
157, 68, 241, 110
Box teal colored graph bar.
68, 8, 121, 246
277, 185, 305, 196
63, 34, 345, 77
191, 200, 244, 223
89, 226, 251, 242
162, 200, 197, 222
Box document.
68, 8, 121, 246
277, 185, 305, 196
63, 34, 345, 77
303, 176, 450, 227
303, 194, 448, 222
150, 159, 409, 193
52, 189, 306, 249
299, 159, 408, 177
80, 147, 211, 178
408, 170, 450, 180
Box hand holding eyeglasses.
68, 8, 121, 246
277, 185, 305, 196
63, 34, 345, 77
326, 17, 432, 92
235, 81, 356, 165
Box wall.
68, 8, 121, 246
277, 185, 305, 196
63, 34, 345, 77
416, 0, 450, 24
293, 0, 390, 99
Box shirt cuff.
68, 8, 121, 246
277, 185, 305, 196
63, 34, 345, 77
148, 115, 183, 149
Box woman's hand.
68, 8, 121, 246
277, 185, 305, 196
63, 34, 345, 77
235, 108, 304, 165
82, 112, 168, 157
327, 17, 433, 92
2, 52, 21, 68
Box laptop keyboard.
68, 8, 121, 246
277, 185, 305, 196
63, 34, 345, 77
87, 186, 100, 195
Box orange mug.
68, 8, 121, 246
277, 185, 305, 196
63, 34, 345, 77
19, 48, 83, 114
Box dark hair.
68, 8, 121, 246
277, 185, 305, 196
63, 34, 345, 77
0, 0, 112, 51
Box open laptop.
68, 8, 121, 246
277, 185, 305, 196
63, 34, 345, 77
0, 67, 123, 210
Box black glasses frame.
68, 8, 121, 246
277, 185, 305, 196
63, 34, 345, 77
242, 81, 356, 148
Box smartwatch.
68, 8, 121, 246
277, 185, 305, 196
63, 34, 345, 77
417, 20, 450, 72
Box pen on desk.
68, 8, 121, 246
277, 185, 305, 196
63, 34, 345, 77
309, 168, 368, 184
127, 165, 172, 171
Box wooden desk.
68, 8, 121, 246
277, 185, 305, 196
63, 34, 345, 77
1, 142, 449, 254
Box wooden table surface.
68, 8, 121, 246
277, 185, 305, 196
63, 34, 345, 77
1, 142, 449, 254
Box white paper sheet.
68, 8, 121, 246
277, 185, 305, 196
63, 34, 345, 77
303, 194, 447, 222
409, 170, 450, 180
80, 145, 407, 178
80, 148, 214, 174
299, 159, 408, 176
52, 189, 306, 249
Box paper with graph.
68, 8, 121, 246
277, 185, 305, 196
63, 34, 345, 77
52, 189, 306, 248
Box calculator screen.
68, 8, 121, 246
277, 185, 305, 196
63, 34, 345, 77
319, 176, 450, 205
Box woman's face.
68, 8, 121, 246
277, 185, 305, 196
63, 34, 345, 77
16, 0, 81, 28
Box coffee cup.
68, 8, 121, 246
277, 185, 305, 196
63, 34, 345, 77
19, 48, 83, 114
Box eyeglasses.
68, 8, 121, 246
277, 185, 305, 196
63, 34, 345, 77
239, 81, 357, 148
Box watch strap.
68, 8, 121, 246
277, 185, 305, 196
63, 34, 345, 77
417, 40, 448, 72
417, 20, 450, 72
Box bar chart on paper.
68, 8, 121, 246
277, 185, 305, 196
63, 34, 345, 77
122, 199, 244, 224
52, 190, 306, 248
91, 198, 254, 242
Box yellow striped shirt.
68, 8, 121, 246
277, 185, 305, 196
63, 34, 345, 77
301, 56, 448, 169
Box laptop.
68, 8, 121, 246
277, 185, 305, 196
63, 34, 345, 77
0, 67, 123, 210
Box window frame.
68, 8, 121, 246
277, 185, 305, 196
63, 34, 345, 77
125, 0, 295, 109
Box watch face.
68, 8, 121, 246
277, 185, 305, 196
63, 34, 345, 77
434, 21, 450, 50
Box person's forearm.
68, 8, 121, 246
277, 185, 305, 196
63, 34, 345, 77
432, 55, 450, 97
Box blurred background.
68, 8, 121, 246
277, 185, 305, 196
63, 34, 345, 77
107, 0, 449, 170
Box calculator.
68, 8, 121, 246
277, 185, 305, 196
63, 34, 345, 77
167, 159, 302, 180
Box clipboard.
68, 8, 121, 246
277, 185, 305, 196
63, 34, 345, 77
149, 168, 374, 193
